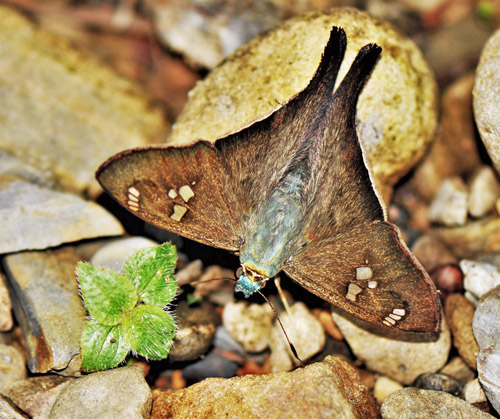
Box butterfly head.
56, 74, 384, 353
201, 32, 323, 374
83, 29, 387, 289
235, 266, 268, 298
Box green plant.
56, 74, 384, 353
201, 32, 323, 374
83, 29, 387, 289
77, 242, 178, 372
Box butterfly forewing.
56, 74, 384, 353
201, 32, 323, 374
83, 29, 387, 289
97, 143, 242, 251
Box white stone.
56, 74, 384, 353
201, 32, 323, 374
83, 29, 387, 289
468, 165, 500, 218
460, 259, 500, 304
429, 177, 468, 226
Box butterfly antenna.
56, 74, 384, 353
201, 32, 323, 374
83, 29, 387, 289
257, 290, 305, 368
190, 276, 236, 286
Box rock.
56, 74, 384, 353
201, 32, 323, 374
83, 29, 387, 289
468, 166, 500, 218
213, 326, 246, 357
473, 286, 500, 414
169, 8, 437, 196
3, 247, 86, 373
411, 235, 457, 273
7, 375, 74, 418
429, 177, 468, 226
182, 351, 239, 382
0, 394, 29, 419
461, 259, 500, 304
0, 177, 124, 254
445, 293, 479, 369
381, 387, 494, 419
374, 376, 404, 404
168, 302, 220, 362
332, 311, 451, 385
440, 356, 475, 385
463, 378, 488, 405
430, 264, 464, 300
0, 273, 13, 331
412, 74, 481, 201
222, 302, 273, 353
270, 302, 326, 371
151, 0, 281, 69
434, 217, 500, 258
50, 366, 151, 419
90, 236, 159, 272
174, 259, 203, 286
152, 355, 379, 418
0, 151, 54, 188
0, 344, 26, 394
413, 372, 463, 396
0, 6, 168, 196
474, 29, 500, 176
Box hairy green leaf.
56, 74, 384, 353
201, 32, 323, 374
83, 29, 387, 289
121, 242, 177, 306
122, 305, 176, 360
77, 262, 137, 325
80, 320, 130, 372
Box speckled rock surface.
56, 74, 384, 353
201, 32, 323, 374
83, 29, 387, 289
151, 355, 379, 418
474, 28, 500, 177
332, 310, 451, 385
0, 6, 169, 196
168, 8, 437, 195
381, 387, 494, 418
49, 366, 151, 419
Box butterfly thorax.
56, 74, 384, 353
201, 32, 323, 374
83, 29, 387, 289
236, 162, 308, 297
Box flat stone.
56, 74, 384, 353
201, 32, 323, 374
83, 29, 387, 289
169, 8, 437, 196
429, 177, 468, 226
50, 366, 151, 419
332, 310, 451, 385
0, 6, 169, 196
0, 177, 124, 254
381, 387, 494, 418
413, 74, 481, 201
445, 293, 480, 369
0, 273, 13, 331
152, 355, 379, 418
90, 236, 159, 272
3, 247, 87, 373
440, 356, 475, 384
468, 166, 500, 218
374, 376, 404, 404
410, 235, 457, 273
434, 217, 500, 258
0, 393, 29, 419
168, 301, 220, 362
413, 372, 462, 396
222, 302, 273, 353
270, 302, 326, 371
0, 344, 26, 394
151, 0, 281, 68
461, 259, 500, 304
7, 375, 74, 418
473, 286, 500, 414
474, 28, 500, 176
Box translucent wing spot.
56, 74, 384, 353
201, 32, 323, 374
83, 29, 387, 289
127, 187, 140, 212
346, 283, 362, 302
367, 280, 378, 289
179, 185, 195, 202
168, 189, 178, 199
170, 204, 188, 221
356, 266, 373, 280
383, 308, 406, 327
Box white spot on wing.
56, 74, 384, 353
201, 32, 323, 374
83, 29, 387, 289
170, 204, 188, 221
179, 185, 195, 202
346, 283, 362, 302
393, 308, 406, 316
128, 187, 140, 198
168, 189, 177, 199
367, 280, 378, 289
356, 266, 373, 280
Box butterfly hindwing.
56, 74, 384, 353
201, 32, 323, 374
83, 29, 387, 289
284, 32, 440, 333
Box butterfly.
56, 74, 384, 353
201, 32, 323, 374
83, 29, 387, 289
97, 27, 441, 334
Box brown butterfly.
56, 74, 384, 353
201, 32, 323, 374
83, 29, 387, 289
97, 27, 441, 334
